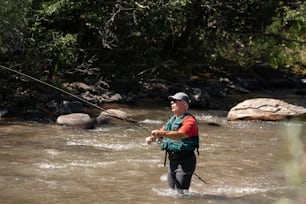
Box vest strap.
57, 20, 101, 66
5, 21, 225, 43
163, 150, 167, 167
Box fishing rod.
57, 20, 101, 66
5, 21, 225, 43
0, 64, 150, 132
1, 64, 208, 185
194, 172, 208, 184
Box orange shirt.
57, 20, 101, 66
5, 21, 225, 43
179, 116, 198, 137
161, 115, 198, 138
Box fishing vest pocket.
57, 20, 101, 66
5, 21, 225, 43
171, 124, 180, 130
161, 141, 167, 150
168, 142, 183, 152
161, 140, 183, 152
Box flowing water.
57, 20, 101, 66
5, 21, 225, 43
0, 97, 306, 204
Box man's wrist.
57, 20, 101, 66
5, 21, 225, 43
152, 130, 166, 138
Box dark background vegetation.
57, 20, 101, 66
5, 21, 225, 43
0, 0, 305, 107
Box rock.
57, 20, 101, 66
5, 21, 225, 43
96, 109, 133, 124
227, 98, 306, 121
58, 100, 84, 114
0, 110, 8, 117
56, 113, 95, 129
63, 82, 96, 92
188, 88, 210, 108
108, 93, 123, 102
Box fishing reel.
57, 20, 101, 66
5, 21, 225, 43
156, 137, 163, 144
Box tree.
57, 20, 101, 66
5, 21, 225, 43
1, 0, 305, 84
0, 0, 31, 55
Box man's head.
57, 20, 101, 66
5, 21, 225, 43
168, 92, 191, 104
168, 92, 190, 115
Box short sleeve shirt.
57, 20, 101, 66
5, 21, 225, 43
178, 115, 198, 137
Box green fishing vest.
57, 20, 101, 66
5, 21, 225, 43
161, 113, 199, 152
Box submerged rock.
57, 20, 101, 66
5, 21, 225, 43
96, 109, 136, 124
227, 98, 306, 121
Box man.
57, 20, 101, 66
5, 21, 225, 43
146, 92, 199, 192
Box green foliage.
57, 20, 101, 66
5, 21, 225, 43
0, 0, 32, 54
24, 0, 79, 77
25, 30, 78, 74
1, 0, 305, 83
40, 0, 66, 15
249, 2, 306, 70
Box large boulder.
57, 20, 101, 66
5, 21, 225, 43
227, 98, 306, 121
56, 113, 95, 129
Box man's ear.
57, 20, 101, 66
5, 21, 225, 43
183, 101, 188, 107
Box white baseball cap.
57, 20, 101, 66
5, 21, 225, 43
168, 92, 191, 103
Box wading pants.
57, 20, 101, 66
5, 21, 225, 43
167, 151, 196, 190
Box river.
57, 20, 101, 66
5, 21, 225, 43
0, 95, 306, 204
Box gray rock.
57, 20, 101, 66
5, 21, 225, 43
227, 98, 306, 121
56, 113, 95, 129
96, 109, 132, 124
0, 110, 8, 117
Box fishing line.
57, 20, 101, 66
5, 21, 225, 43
1, 64, 208, 184
0, 64, 150, 132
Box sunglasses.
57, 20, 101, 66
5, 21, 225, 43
170, 99, 182, 102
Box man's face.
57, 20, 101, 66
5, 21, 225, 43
170, 99, 187, 114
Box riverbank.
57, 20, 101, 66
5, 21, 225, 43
1, 63, 305, 122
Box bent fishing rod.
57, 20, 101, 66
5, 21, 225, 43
0, 64, 150, 132
1, 64, 208, 185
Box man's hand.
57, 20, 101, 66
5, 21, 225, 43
145, 136, 154, 145
151, 130, 165, 137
